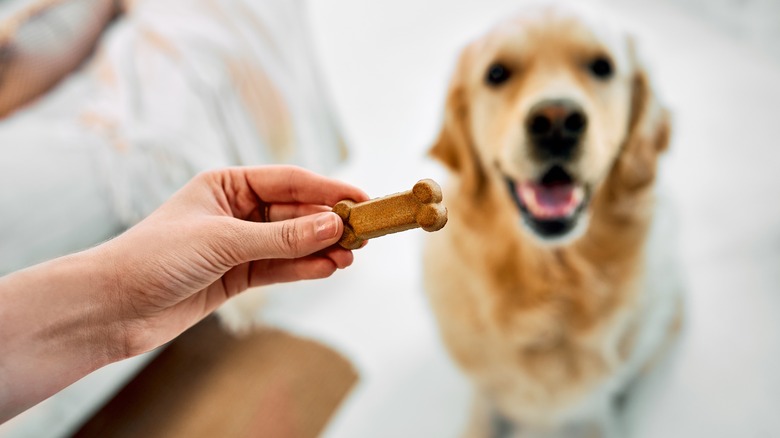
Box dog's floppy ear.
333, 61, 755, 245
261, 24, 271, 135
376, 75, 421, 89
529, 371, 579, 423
430, 45, 486, 196
612, 37, 671, 193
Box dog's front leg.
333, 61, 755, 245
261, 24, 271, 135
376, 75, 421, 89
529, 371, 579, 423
462, 393, 493, 438
559, 405, 621, 438
462, 392, 507, 438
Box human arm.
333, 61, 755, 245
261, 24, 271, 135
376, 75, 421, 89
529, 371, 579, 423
0, 165, 368, 421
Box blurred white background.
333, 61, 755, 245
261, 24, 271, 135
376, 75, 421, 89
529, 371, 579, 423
3, 0, 780, 437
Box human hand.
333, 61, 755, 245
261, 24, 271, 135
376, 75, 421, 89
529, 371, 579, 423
100, 166, 369, 358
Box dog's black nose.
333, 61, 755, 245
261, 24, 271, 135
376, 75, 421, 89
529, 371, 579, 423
526, 99, 587, 160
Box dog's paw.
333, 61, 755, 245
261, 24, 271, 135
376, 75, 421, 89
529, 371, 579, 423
214, 287, 267, 336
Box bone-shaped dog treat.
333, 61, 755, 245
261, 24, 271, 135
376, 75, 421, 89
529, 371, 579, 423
333, 179, 448, 249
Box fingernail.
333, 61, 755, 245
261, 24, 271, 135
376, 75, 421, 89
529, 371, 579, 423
315, 213, 340, 241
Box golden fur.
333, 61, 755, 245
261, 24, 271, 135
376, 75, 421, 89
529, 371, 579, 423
424, 4, 680, 437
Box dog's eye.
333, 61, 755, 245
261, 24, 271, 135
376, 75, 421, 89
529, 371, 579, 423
588, 57, 613, 80
485, 63, 512, 86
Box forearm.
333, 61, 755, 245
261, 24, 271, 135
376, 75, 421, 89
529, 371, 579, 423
0, 246, 126, 422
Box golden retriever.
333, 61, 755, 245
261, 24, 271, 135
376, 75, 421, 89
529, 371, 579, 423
424, 3, 682, 437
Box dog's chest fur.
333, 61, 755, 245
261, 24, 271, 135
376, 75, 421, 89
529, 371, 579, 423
423, 180, 666, 424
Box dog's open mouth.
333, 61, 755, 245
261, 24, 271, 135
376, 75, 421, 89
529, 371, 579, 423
506, 165, 589, 239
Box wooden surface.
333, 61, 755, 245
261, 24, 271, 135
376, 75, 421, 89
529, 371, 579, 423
72, 317, 357, 438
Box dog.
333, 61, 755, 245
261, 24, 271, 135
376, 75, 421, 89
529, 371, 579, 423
423, 4, 682, 437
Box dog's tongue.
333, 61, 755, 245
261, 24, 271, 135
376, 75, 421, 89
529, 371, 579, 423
517, 182, 582, 219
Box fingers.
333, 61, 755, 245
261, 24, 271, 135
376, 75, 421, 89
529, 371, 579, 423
314, 245, 355, 269
242, 166, 370, 206
199, 166, 368, 221
228, 211, 345, 262
266, 203, 331, 222
247, 247, 355, 287
236, 203, 331, 224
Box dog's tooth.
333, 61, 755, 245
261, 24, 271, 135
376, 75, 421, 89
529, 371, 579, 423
559, 186, 585, 218
573, 187, 584, 203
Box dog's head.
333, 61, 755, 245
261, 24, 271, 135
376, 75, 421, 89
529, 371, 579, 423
431, 4, 670, 243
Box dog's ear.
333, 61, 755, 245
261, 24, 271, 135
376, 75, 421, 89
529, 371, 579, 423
430, 45, 486, 196
611, 37, 671, 193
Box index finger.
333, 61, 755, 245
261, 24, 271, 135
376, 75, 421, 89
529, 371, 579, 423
240, 165, 370, 206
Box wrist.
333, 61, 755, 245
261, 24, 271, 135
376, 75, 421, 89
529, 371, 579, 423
94, 236, 163, 360
31, 247, 129, 365
78, 244, 135, 363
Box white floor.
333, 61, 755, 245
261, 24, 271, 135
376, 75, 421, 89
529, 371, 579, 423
4, 0, 780, 437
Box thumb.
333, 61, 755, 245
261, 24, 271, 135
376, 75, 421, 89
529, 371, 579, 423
231, 211, 344, 261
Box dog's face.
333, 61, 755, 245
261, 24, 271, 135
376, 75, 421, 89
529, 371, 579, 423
432, 5, 669, 242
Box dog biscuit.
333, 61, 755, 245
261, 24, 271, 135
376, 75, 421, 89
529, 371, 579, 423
333, 179, 448, 249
